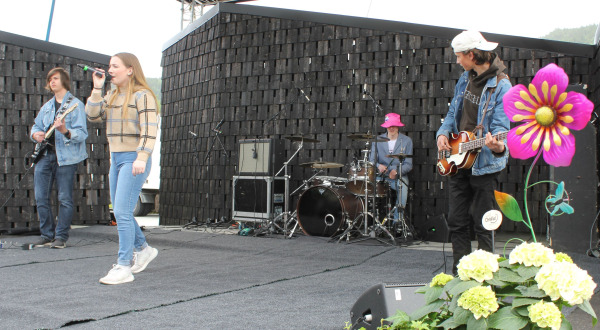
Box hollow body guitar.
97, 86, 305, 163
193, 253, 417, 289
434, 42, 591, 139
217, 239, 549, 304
30, 104, 78, 165
437, 131, 508, 176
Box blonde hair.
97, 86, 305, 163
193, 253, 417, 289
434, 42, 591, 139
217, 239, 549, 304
107, 52, 158, 119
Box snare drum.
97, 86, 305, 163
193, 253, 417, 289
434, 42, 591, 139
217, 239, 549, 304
310, 176, 348, 187
296, 185, 363, 237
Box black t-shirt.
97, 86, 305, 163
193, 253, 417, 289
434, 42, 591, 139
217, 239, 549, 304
47, 100, 61, 152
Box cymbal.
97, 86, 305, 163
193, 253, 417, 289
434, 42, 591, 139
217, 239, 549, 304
386, 153, 413, 160
285, 135, 319, 143
299, 161, 344, 169
348, 134, 389, 142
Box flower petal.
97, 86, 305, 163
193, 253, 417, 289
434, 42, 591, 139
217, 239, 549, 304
502, 85, 536, 123
557, 91, 594, 131
541, 130, 576, 167
507, 128, 538, 160
531, 64, 568, 104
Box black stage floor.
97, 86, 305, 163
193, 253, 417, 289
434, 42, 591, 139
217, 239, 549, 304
1, 224, 598, 329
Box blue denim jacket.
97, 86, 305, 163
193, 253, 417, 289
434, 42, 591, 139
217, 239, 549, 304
30, 91, 88, 166
436, 71, 511, 175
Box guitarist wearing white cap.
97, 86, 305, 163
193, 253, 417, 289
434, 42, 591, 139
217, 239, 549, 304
435, 31, 511, 274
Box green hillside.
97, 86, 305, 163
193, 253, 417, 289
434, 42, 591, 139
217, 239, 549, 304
541, 24, 598, 44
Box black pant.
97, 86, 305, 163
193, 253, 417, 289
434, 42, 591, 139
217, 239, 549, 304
447, 170, 498, 274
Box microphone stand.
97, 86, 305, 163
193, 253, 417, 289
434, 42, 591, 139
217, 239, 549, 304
203, 119, 228, 226
360, 86, 396, 245
184, 130, 202, 228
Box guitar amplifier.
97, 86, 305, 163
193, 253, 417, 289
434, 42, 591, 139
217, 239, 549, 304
232, 175, 285, 222
238, 139, 285, 176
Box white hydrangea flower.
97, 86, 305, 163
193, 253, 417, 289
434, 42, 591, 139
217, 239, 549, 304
457, 250, 499, 283
535, 261, 597, 305
509, 242, 555, 267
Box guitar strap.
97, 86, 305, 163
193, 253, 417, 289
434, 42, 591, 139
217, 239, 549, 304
473, 73, 508, 138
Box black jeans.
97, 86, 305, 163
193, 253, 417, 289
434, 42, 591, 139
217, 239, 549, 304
448, 170, 498, 274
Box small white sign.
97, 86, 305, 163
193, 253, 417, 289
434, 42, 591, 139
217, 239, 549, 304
482, 210, 502, 230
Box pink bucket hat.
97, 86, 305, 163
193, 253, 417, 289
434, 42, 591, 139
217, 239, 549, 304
381, 113, 404, 128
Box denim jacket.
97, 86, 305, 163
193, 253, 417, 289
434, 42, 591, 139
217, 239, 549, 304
30, 91, 88, 166
436, 71, 511, 176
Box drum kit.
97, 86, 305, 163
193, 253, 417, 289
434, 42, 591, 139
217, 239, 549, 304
266, 134, 413, 245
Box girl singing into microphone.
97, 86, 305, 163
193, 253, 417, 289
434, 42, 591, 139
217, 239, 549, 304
86, 53, 159, 285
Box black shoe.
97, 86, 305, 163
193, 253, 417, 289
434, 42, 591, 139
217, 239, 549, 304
51, 239, 66, 249
33, 237, 52, 247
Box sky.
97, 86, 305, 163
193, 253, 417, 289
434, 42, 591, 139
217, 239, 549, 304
0, 0, 597, 78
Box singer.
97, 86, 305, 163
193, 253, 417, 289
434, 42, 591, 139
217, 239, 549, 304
30, 67, 88, 249
86, 53, 159, 285
369, 113, 413, 228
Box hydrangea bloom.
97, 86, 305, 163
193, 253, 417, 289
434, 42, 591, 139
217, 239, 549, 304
503, 63, 593, 167
457, 286, 499, 319
535, 261, 597, 305
528, 300, 562, 330
457, 250, 499, 283
430, 273, 454, 287
509, 242, 555, 267
555, 252, 573, 263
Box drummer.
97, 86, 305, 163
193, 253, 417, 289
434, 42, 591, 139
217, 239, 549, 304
369, 113, 413, 222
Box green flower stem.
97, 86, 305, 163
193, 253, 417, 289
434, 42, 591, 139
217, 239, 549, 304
503, 238, 526, 257
523, 148, 543, 243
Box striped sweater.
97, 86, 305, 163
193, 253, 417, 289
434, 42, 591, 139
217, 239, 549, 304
85, 88, 158, 162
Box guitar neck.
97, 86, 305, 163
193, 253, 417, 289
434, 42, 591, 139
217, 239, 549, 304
461, 132, 508, 152
42, 104, 78, 140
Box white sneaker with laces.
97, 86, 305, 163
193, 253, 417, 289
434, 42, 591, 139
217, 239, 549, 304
131, 246, 158, 274
99, 264, 134, 285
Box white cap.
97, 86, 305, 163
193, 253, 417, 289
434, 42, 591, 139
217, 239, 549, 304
452, 30, 498, 53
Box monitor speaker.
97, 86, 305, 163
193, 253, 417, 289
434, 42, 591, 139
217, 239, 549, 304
415, 214, 449, 243
238, 139, 284, 176
350, 283, 426, 330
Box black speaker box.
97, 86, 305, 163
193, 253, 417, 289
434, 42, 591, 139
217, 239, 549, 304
232, 176, 285, 222
238, 139, 284, 176
350, 283, 426, 329
415, 214, 450, 243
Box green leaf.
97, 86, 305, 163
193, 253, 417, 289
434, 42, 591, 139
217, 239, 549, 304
452, 307, 471, 325
515, 265, 540, 280
384, 310, 409, 325
415, 286, 428, 294
497, 268, 528, 283
425, 286, 444, 304
577, 299, 598, 326
516, 285, 547, 298
485, 277, 508, 287
494, 190, 524, 222
560, 317, 573, 330
513, 305, 530, 317
466, 315, 488, 330
448, 280, 480, 296
443, 277, 462, 292
512, 297, 543, 308
439, 317, 463, 330
408, 300, 445, 320
487, 306, 529, 329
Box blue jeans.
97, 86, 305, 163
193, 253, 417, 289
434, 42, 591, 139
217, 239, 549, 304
34, 152, 78, 241
382, 176, 409, 221
110, 152, 151, 266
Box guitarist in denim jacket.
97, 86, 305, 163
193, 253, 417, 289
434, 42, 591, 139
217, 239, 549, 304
435, 31, 511, 274
30, 67, 88, 249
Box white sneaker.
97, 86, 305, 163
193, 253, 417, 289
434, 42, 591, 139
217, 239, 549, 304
131, 246, 158, 274
99, 264, 134, 285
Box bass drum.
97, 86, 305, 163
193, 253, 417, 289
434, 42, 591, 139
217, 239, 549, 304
296, 185, 363, 237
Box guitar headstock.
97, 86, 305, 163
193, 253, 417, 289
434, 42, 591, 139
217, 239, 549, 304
57, 104, 78, 120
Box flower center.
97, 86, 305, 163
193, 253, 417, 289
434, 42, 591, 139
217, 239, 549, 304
535, 106, 556, 126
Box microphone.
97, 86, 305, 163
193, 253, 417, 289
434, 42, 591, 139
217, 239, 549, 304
77, 64, 111, 79
212, 118, 225, 134
252, 148, 258, 159
363, 83, 368, 94
188, 131, 197, 137
299, 89, 310, 102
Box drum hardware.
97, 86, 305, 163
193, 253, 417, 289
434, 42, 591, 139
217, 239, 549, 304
348, 133, 390, 143
285, 135, 320, 143
382, 155, 414, 241
299, 161, 344, 169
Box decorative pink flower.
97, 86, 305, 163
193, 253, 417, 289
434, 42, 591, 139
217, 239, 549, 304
503, 64, 593, 166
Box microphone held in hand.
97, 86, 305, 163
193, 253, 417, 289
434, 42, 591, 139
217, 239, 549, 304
77, 64, 111, 80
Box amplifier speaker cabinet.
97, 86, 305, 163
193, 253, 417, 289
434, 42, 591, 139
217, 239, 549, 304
238, 139, 284, 176
232, 175, 285, 222
350, 283, 427, 330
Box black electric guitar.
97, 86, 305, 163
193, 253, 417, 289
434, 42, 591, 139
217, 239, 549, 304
30, 104, 78, 164
437, 131, 508, 176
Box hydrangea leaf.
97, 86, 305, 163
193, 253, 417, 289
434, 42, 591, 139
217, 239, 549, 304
512, 297, 542, 308
494, 190, 524, 222
424, 286, 444, 304
516, 285, 547, 298
515, 265, 540, 280
448, 280, 480, 296
487, 306, 529, 330
466, 315, 488, 330
577, 300, 598, 326
408, 299, 445, 321
497, 268, 528, 283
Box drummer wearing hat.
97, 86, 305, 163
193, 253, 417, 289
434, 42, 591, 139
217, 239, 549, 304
370, 112, 413, 224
